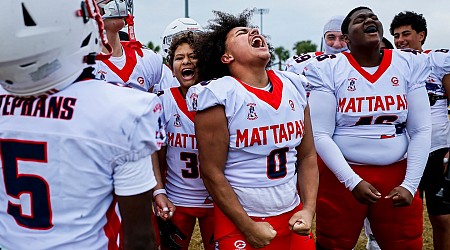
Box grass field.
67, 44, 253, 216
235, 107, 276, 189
187, 202, 434, 250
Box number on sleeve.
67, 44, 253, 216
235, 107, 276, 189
0, 139, 53, 230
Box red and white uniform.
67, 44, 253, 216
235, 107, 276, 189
285, 52, 324, 75
187, 70, 308, 215
158, 87, 212, 208
186, 70, 316, 250
0, 80, 165, 250
285, 52, 324, 96
306, 49, 431, 249
93, 41, 165, 92
158, 87, 214, 250
306, 49, 431, 194
425, 49, 450, 151
152, 65, 180, 94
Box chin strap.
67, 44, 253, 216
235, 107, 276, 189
123, 14, 143, 57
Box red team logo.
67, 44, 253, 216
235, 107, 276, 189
347, 78, 357, 91
289, 100, 296, 111
391, 76, 399, 86
137, 76, 145, 87
246, 103, 258, 120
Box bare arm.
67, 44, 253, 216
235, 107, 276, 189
289, 105, 319, 235
195, 105, 276, 248
118, 191, 157, 250
151, 151, 175, 220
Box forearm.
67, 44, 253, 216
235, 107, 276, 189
151, 152, 165, 191
297, 154, 318, 212
118, 191, 157, 250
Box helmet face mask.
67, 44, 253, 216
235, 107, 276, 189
0, 0, 110, 97
161, 18, 203, 58
97, 0, 133, 19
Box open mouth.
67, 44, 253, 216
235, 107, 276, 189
181, 68, 195, 80
251, 37, 264, 48
364, 25, 378, 33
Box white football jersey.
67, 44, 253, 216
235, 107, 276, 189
0, 80, 165, 249
285, 52, 324, 96
93, 42, 163, 92
158, 87, 212, 208
305, 49, 429, 159
425, 49, 450, 150
152, 64, 180, 94
186, 70, 308, 188
285, 51, 325, 75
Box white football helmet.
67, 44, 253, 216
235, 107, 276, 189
162, 18, 203, 58
97, 0, 133, 19
0, 0, 109, 96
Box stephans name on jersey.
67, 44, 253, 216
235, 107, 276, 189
0, 94, 76, 120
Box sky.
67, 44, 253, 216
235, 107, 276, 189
133, 0, 450, 56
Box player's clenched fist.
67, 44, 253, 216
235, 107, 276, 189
244, 221, 277, 248
289, 210, 313, 235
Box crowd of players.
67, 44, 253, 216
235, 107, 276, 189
0, 1, 449, 250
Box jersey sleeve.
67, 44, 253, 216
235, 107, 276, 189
285, 53, 314, 75
398, 49, 430, 92
186, 77, 235, 112
113, 155, 157, 196
429, 49, 450, 80
142, 49, 164, 90
277, 70, 308, 99
303, 57, 335, 94
112, 95, 165, 166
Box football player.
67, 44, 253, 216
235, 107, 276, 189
306, 6, 431, 250
186, 9, 318, 250
152, 18, 204, 94
0, 0, 164, 249
94, 0, 171, 93
156, 31, 215, 250
390, 11, 450, 250
285, 15, 348, 96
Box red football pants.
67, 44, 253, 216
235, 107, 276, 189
214, 204, 315, 250
316, 158, 423, 250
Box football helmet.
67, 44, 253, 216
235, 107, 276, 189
0, 0, 110, 96
97, 0, 133, 19
161, 18, 203, 58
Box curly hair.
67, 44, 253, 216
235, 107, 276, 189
167, 31, 200, 68
341, 6, 373, 35
194, 9, 273, 82
389, 11, 427, 45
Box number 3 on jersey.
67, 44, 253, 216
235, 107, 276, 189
0, 139, 53, 230
180, 152, 199, 178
